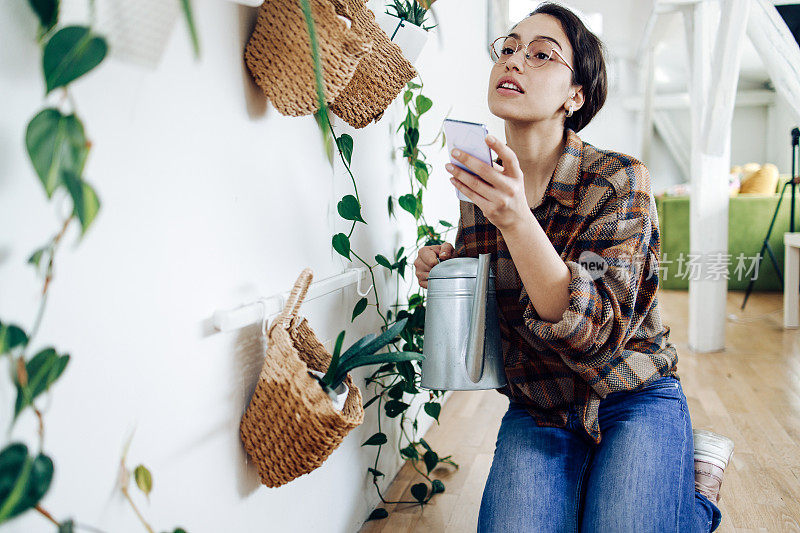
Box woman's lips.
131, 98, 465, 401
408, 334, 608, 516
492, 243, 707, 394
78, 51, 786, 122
497, 87, 523, 95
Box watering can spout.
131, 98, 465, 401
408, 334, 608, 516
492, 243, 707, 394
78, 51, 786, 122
464, 253, 490, 383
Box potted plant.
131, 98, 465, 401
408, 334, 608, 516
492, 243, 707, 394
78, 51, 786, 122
375, 0, 437, 64
308, 317, 422, 410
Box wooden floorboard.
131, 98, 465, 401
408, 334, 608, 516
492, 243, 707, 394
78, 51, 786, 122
358, 290, 800, 532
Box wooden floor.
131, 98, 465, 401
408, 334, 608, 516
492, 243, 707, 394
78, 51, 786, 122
359, 290, 800, 532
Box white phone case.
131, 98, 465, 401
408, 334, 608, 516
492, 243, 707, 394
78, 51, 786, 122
443, 119, 493, 203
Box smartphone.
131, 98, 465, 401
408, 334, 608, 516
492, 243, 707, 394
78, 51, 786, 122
443, 119, 494, 203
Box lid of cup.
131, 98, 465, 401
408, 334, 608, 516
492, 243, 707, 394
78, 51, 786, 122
427, 257, 495, 279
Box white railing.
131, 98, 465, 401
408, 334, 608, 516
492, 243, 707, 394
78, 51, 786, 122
212, 267, 373, 332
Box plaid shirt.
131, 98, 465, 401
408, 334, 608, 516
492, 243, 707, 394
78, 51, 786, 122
452, 128, 679, 444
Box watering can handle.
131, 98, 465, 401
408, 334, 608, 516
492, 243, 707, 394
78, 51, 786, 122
464, 253, 490, 383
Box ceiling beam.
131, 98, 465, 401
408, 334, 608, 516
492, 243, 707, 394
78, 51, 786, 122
746, 0, 800, 125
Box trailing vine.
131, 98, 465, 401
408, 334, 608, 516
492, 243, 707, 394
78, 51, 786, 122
1, 1, 197, 531
299, 0, 458, 521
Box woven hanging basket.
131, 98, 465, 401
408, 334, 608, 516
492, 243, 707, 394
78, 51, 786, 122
244, 0, 372, 117
329, 0, 418, 128
239, 268, 364, 487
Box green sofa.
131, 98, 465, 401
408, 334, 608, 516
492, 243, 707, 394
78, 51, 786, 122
655, 177, 796, 291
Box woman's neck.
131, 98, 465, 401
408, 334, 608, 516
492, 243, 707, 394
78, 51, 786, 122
503, 119, 566, 198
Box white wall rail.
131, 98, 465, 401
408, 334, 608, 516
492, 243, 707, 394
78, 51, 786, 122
212, 267, 373, 332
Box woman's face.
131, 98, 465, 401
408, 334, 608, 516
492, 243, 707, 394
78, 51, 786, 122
487, 14, 582, 124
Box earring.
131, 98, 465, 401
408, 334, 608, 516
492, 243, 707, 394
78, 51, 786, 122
565, 104, 574, 118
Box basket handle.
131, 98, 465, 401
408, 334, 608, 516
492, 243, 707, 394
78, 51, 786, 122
273, 267, 314, 330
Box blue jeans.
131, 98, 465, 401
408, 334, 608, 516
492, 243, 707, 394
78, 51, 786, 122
477, 375, 722, 532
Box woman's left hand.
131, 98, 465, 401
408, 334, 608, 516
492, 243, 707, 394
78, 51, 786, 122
446, 135, 530, 232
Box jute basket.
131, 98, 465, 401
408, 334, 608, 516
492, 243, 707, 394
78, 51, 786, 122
243, 0, 372, 117
239, 267, 364, 487
329, 0, 418, 128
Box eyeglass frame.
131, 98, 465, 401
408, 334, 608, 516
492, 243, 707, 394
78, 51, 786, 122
489, 35, 575, 75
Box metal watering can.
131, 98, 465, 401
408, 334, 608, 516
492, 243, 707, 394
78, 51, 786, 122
420, 253, 506, 390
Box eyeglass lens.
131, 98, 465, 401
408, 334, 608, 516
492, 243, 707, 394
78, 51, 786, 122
492, 37, 554, 67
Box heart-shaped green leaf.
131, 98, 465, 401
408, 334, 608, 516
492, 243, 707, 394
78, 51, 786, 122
336, 134, 353, 165
332, 233, 351, 260
351, 297, 368, 322
0, 443, 54, 523
26, 108, 88, 198
423, 450, 439, 473
367, 508, 388, 521
43, 25, 108, 94
337, 195, 365, 223
416, 95, 432, 115
362, 432, 387, 446
410, 482, 427, 502
384, 399, 409, 418
62, 170, 100, 236
424, 401, 441, 422
398, 194, 418, 218
431, 479, 445, 494
0, 322, 28, 356
14, 347, 70, 419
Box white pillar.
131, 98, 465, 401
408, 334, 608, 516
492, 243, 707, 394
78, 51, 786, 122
684, 0, 749, 352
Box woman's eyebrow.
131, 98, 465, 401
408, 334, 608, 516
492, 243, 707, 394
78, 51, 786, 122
508, 32, 563, 50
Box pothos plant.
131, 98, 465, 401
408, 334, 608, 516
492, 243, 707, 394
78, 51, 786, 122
0, 1, 197, 531
300, 0, 457, 521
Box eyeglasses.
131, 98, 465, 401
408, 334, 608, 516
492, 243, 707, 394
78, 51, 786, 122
489, 36, 574, 74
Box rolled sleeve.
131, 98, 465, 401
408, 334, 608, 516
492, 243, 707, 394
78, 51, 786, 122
518, 164, 657, 392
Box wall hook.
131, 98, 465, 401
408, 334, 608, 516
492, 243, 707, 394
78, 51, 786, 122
350, 268, 373, 297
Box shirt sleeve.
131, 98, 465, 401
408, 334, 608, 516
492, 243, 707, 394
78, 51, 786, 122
517, 163, 658, 395
453, 203, 467, 258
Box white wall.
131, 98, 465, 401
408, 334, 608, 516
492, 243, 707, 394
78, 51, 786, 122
5, 1, 792, 531
0, 1, 493, 532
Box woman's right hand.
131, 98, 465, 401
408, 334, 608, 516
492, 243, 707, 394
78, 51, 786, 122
415, 243, 455, 289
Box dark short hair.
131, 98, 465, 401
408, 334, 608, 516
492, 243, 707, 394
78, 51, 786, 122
519, 2, 608, 132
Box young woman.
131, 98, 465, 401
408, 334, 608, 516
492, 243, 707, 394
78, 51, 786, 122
414, 3, 734, 531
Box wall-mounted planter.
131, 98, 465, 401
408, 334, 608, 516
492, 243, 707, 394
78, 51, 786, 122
244, 0, 372, 117
239, 268, 364, 488
375, 13, 430, 65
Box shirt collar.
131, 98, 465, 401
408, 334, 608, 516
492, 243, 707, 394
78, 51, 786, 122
493, 129, 583, 210
543, 128, 582, 209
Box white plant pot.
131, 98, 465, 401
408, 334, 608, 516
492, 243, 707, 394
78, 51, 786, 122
308, 369, 349, 412
375, 13, 430, 65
